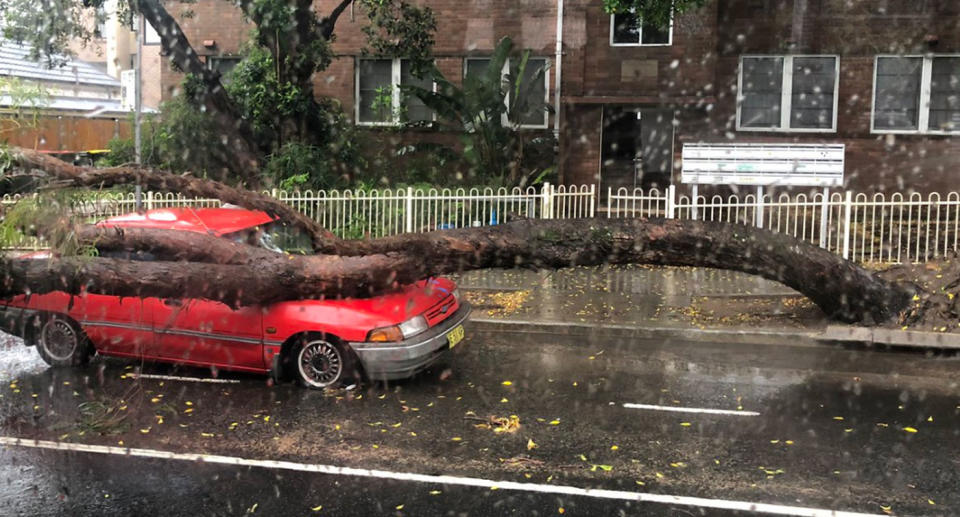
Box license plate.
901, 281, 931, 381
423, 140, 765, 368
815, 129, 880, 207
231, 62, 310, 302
447, 325, 465, 348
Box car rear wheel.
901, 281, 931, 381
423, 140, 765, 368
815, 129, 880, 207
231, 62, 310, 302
36, 314, 93, 368
291, 335, 359, 389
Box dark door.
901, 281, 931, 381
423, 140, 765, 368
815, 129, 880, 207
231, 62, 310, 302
600, 107, 674, 195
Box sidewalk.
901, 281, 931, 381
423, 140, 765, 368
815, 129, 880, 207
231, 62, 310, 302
452, 266, 960, 350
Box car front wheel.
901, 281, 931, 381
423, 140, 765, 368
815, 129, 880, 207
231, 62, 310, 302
292, 336, 359, 389
36, 315, 93, 367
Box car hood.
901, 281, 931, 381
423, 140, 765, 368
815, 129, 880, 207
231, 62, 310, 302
264, 277, 459, 342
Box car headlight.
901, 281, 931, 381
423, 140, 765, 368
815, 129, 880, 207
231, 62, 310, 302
399, 315, 428, 339
368, 315, 428, 342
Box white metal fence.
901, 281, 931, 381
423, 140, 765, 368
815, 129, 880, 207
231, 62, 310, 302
3, 184, 958, 264
0, 184, 596, 249
608, 186, 960, 264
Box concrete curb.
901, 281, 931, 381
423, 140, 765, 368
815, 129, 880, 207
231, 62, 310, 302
469, 318, 826, 347
469, 318, 960, 351
822, 325, 960, 350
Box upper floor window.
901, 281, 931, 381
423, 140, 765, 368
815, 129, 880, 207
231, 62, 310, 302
464, 57, 550, 129
873, 55, 960, 134
610, 11, 672, 46
356, 58, 433, 125
737, 55, 839, 132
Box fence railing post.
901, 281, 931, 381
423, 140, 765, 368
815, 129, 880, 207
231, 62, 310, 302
690, 184, 699, 220
145, 191, 155, 211
842, 190, 852, 259
755, 186, 764, 228
819, 187, 830, 249
666, 184, 676, 219
541, 182, 553, 219
404, 187, 414, 234
607, 187, 613, 218
589, 183, 596, 218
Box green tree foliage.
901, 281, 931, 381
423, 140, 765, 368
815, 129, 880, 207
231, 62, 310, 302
402, 37, 553, 187
2, 0, 437, 188
602, 0, 707, 29
0, 77, 50, 142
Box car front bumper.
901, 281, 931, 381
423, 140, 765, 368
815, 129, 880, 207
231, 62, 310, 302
349, 302, 472, 381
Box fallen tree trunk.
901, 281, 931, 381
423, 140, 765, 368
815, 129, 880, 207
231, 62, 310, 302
3, 149, 915, 324
60, 218, 912, 323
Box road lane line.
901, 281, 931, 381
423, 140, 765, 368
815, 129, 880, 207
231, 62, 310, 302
0, 437, 881, 517
623, 403, 760, 416
127, 373, 241, 384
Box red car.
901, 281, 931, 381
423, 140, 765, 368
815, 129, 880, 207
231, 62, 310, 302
0, 207, 471, 389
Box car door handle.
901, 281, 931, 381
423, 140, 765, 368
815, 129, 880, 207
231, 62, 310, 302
163, 299, 183, 307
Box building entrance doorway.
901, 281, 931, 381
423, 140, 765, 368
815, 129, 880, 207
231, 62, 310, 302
599, 106, 674, 194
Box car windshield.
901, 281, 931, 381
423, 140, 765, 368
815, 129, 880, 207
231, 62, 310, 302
223, 222, 314, 255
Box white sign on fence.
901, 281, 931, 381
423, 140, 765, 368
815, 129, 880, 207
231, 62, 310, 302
681, 143, 845, 187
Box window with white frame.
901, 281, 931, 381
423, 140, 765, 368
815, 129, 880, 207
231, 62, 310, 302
609, 11, 672, 46
737, 55, 839, 132
463, 57, 550, 128
356, 58, 433, 125
873, 55, 960, 133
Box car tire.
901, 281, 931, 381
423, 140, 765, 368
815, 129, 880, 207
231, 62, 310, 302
289, 334, 360, 390
36, 314, 93, 368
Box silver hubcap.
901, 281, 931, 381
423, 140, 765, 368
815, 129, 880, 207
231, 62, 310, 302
297, 340, 342, 388
41, 319, 78, 362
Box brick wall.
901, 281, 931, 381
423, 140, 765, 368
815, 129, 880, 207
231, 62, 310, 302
160, 0, 960, 194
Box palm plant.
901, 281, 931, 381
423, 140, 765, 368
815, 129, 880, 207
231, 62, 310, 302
401, 37, 552, 186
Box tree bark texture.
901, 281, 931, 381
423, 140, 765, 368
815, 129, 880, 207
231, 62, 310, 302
51, 218, 915, 323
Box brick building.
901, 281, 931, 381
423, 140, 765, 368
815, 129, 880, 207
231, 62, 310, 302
162, 0, 960, 194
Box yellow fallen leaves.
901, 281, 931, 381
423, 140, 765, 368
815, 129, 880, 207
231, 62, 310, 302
395, 504, 404, 510
451, 437, 462, 442
680, 422, 691, 427
527, 438, 537, 451
311, 505, 323, 512
501, 381, 513, 386
549, 419, 561, 425
610, 445, 619, 451
429, 490, 442, 496
493, 415, 520, 433
903, 427, 918, 433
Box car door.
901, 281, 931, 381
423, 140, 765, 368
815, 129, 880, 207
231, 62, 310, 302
146, 298, 265, 370
78, 293, 152, 357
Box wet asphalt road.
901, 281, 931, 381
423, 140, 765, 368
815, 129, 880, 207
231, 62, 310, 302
0, 326, 957, 516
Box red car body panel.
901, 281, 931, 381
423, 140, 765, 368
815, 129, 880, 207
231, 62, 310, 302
3, 208, 462, 375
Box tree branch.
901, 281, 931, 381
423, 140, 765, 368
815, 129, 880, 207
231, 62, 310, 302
319, 0, 355, 39
138, 0, 264, 183
7, 147, 341, 253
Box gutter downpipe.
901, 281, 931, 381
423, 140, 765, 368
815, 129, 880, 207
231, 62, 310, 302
553, 0, 564, 182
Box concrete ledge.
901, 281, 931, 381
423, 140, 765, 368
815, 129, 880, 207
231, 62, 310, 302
470, 318, 960, 351
469, 318, 825, 347
822, 325, 960, 350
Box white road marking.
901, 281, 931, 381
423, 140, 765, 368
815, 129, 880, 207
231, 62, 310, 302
623, 403, 760, 417
0, 437, 882, 517
126, 373, 240, 384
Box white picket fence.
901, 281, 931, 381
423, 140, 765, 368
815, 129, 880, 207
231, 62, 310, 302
0, 184, 595, 248
3, 184, 958, 264
608, 186, 960, 264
